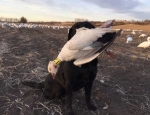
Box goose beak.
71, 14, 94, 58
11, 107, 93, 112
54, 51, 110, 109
105, 50, 115, 59
47, 61, 58, 79
51, 73, 55, 79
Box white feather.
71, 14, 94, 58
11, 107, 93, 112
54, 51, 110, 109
47, 20, 116, 77
137, 37, 150, 48
58, 28, 112, 62
74, 52, 100, 66
67, 28, 111, 50
126, 36, 133, 43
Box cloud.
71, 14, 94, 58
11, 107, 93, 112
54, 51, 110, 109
83, 0, 141, 12
17, 0, 54, 5
82, 0, 150, 20
1, 0, 149, 21
1, 0, 55, 11
131, 11, 150, 20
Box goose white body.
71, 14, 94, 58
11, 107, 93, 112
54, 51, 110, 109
137, 37, 150, 48
131, 31, 136, 35
47, 20, 118, 78
139, 34, 147, 38
57, 28, 112, 65
126, 36, 133, 43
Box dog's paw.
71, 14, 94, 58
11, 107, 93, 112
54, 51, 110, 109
87, 104, 97, 111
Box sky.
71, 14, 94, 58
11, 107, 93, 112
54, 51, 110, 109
0, 0, 150, 22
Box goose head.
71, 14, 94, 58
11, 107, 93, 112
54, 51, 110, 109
48, 61, 59, 79
147, 37, 150, 42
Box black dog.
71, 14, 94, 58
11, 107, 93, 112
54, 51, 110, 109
22, 22, 116, 115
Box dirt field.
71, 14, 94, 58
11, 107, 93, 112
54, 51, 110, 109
0, 26, 150, 115
113, 24, 150, 32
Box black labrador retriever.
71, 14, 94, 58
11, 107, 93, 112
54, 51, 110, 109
22, 21, 117, 115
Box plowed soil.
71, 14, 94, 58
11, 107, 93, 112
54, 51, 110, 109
0, 27, 150, 115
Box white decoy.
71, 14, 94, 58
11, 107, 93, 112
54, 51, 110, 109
137, 37, 150, 48
48, 21, 122, 78
131, 31, 136, 35
126, 35, 133, 43
139, 34, 147, 38
2, 23, 7, 29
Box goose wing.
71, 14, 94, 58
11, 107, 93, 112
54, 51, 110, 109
74, 29, 122, 66
100, 20, 113, 28
66, 28, 112, 50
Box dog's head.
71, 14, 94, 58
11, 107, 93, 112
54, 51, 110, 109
68, 21, 95, 41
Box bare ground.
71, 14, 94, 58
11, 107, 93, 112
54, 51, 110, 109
0, 27, 150, 115
113, 24, 150, 32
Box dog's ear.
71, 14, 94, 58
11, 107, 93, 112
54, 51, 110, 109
68, 22, 95, 41
68, 28, 76, 41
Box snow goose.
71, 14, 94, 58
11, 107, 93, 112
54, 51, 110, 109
48, 21, 122, 78
137, 37, 150, 48
126, 35, 133, 43
131, 31, 136, 35
139, 34, 147, 38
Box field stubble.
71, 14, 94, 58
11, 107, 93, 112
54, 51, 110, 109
0, 27, 150, 115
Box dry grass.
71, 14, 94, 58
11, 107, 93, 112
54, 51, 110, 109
0, 27, 150, 115
113, 24, 150, 32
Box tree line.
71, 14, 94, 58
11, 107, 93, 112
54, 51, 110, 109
0, 16, 150, 26
0, 16, 27, 23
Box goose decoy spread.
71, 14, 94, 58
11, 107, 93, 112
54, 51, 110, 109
48, 20, 122, 78
126, 35, 133, 43
137, 37, 150, 48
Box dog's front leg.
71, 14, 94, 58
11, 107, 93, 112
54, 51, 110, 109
84, 81, 97, 111
65, 83, 74, 115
